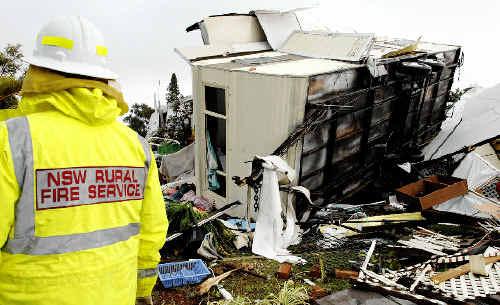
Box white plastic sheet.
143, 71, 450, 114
251, 155, 305, 264
159, 143, 194, 180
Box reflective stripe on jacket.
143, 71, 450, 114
0, 83, 168, 305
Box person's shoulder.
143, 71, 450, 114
113, 120, 145, 140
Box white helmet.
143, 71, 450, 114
25, 16, 118, 79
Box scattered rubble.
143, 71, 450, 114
153, 6, 500, 305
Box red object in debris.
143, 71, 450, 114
309, 265, 321, 279
277, 263, 292, 280
496, 182, 500, 195
310, 285, 328, 299
334, 268, 359, 280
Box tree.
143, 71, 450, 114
448, 87, 474, 105
164, 73, 192, 146
0, 44, 25, 109
123, 103, 155, 137
0, 44, 24, 77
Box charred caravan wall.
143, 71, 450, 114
299, 48, 462, 204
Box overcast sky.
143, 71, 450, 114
1, 0, 499, 107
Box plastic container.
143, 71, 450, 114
158, 259, 211, 288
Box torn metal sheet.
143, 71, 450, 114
254, 8, 331, 50
174, 42, 271, 62
279, 31, 374, 62
423, 84, 500, 160
254, 10, 301, 50
200, 15, 267, 45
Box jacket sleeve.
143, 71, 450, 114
137, 148, 168, 297
0, 122, 19, 264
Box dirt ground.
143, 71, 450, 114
153, 248, 360, 305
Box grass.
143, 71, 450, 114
207, 281, 308, 305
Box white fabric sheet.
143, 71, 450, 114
251, 155, 305, 264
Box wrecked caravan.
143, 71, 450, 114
177, 13, 462, 214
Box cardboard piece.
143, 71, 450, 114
396, 176, 468, 210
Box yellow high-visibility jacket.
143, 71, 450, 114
0, 67, 168, 305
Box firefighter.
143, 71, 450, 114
0, 16, 168, 305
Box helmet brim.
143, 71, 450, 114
24, 56, 119, 80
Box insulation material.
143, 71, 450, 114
251, 155, 305, 264
382, 37, 421, 58
280, 31, 374, 62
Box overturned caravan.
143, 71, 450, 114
177, 13, 461, 215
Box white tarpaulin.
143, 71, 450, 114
433, 151, 500, 219
423, 84, 500, 160
251, 155, 305, 264
159, 143, 194, 180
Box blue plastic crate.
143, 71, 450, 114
158, 259, 211, 288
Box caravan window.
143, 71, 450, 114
206, 116, 226, 172
204, 85, 227, 198
205, 86, 226, 115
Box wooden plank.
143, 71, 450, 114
431, 256, 500, 284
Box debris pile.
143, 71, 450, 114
153, 6, 499, 305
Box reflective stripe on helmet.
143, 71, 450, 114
41, 36, 74, 49
3, 117, 150, 255
138, 268, 158, 279
96, 45, 108, 56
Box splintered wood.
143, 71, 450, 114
357, 227, 500, 303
